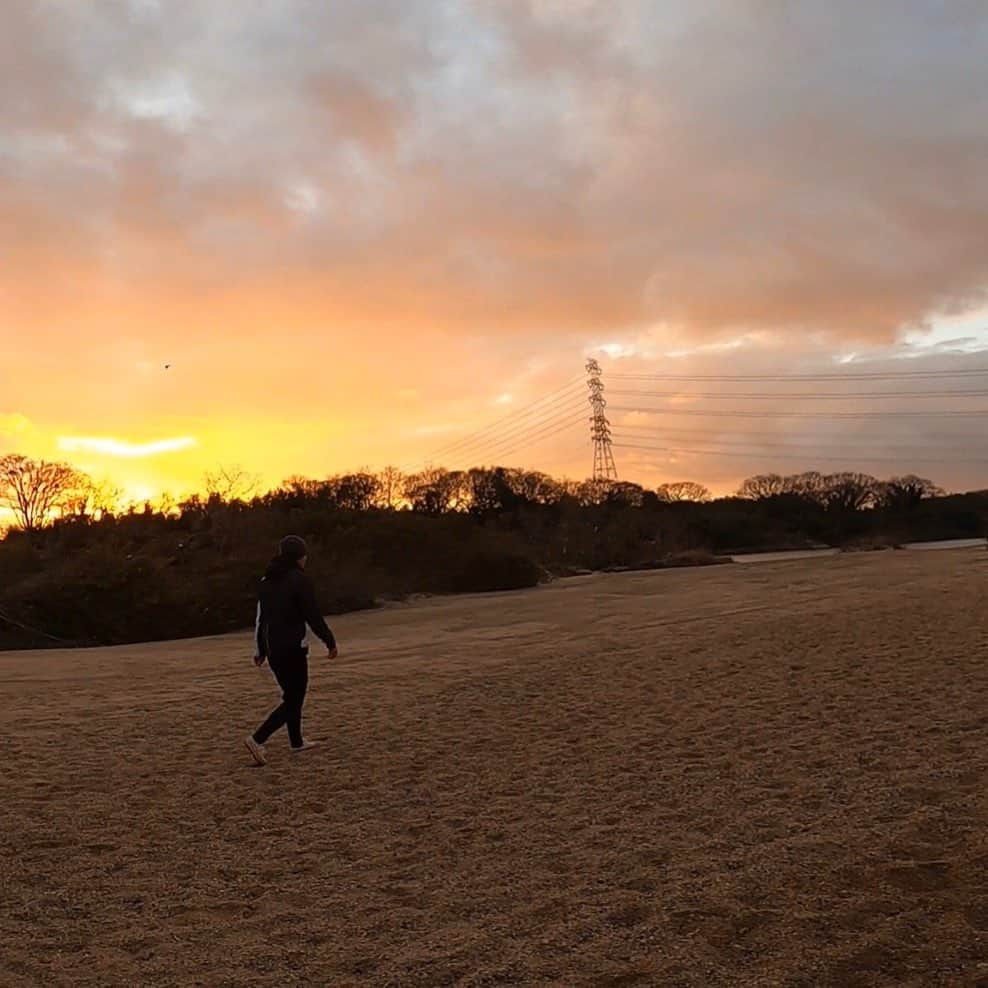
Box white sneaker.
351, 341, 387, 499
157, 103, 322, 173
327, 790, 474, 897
244, 736, 267, 766
290, 740, 318, 754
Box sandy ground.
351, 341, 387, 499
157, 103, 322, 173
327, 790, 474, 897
4, 550, 988, 987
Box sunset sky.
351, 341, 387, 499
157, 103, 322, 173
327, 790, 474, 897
3, 0, 988, 503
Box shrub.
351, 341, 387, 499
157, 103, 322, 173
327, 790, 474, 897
434, 549, 543, 594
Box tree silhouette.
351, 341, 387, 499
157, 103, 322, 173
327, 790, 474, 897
329, 472, 381, 512
876, 475, 944, 511
657, 481, 712, 503
62, 477, 123, 522
0, 455, 87, 532
404, 468, 468, 515
820, 472, 878, 513
604, 481, 646, 508
784, 471, 828, 500
203, 464, 261, 503
376, 466, 406, 510
737, 474, 789, 500
505, 469, 563, 506
466, 467, 517, 517
281, 475, 332, 501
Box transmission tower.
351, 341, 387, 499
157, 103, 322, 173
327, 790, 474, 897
586, 358, 618, 482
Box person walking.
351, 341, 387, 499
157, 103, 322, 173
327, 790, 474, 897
244, 535, 338, 765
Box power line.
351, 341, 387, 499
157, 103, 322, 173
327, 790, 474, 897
608, 405, 988, 419
409, 376, 584, 469
402, 361, 988, 482
610, 430, 983, 453
434, 395, 587, 465
612, 422, 983, 449
444, 401, 587, 468
613, 421, 944, 438
474, 415, 586, 467
428, 395, 588, 470
609, 368, 988, 382
612, 440, 988, 466
608, 388, 988, 400
412, 394, 584, 463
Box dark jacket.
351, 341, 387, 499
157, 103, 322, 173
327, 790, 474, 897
254, 556, 336, 660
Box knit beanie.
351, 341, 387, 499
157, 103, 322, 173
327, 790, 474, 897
279, 535, 308, 561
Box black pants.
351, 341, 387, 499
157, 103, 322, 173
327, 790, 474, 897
253, 651, 309, 748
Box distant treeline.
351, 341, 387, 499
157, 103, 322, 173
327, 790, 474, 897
1, 458, 985, 650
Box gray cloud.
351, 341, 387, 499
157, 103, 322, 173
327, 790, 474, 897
3, 0, 986, 342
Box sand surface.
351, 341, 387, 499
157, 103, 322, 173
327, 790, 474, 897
4, 550, 988, 986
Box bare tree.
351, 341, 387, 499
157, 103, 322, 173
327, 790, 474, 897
62, 477, 123, 521
736, 473, 788, 499
574, 479, 612, 506
785, 471, 828, 501
464, 467, 515, 516
605, 481, 646, 507
156, 491, 179, 517
203, 464, 261, 503
404, 467, 468, 514
376, 466, 406, 509
505, 469, 564, 506
281, 475, 331, 500
329, 472, 382, 512
876, 475, 944, 511
657, 481, 712, 503
556, 479, 585, 504
820, 472, 879, 513
91, 478, 124, 518
0, 455, 87, 532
